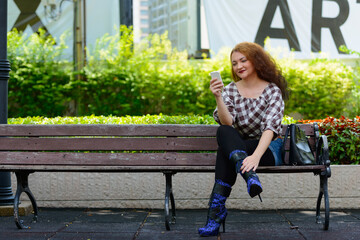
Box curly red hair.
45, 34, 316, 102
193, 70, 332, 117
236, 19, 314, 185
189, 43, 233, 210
230, 42, 289, 100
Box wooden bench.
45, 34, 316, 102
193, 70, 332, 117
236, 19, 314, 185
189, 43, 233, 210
0, 123, 331, 230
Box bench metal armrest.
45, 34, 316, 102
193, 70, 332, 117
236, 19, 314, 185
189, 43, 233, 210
316, 135, 331, 178
316, 135, 329, 164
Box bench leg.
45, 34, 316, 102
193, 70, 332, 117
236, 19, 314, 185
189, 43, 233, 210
316, 172, 330, 230
14, 171, 38, 229
164, 171, 176, 231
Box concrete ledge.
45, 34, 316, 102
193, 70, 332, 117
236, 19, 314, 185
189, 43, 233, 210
0, 201, 33, 216
9, 165, 360, 209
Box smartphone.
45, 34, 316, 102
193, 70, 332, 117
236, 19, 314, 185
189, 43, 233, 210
210, 71, 223, 84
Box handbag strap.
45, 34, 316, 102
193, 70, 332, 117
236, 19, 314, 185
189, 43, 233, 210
281, 125, 291, 162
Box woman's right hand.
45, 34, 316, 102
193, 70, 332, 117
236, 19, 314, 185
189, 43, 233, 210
211, 78, 232, 126
210, 78, 224, 98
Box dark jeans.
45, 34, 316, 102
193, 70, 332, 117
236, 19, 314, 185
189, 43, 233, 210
215, 125, 275, 186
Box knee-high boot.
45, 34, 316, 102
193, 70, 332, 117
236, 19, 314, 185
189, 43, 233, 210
230, 150, 263, 200
198, 179, 232, 237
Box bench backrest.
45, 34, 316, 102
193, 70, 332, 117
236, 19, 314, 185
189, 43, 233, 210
0, 124, 318, 171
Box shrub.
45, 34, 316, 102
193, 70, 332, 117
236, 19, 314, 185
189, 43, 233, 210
278, 57, 354, 119
339, 45, 360, 118
6, 26, 357, 118
7, 29, 72, 117
300, 116, 360, 164
82, 29, 356, 118
83, 27, 230, 116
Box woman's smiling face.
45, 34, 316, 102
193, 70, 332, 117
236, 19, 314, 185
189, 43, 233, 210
231, 51, 256, 80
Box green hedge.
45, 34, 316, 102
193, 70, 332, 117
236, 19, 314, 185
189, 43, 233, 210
9, 114, 296, 125
8, 114, 218, 125
7, 29, 72, 117
7, 26, 356, 118
9, 115, 358, 165
280, 58, 354, 119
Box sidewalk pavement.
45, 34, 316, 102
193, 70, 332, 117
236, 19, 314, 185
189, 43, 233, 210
1, 208, 360, 240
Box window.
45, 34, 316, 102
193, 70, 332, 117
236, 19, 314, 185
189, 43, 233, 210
141, 28, 149, 33
140, 1, 148, 6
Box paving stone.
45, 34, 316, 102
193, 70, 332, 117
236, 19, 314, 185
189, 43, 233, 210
220, 230, 304, 240
137, 232, 211, 240
75, 208, 148, 223
343, 209, 360, 220
1, 208, 360, 240
0, 232, 55, 240
52, 232, 135, 240
64, 222, 142, 233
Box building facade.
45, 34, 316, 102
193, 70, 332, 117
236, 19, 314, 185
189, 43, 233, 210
133, 0, 150, 42
147, 0, 201, 57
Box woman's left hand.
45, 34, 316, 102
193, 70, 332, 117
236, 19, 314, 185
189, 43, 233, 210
240, 130, 274, 173
240, 155, 261, 174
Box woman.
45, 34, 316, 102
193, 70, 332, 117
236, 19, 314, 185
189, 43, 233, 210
198, 42, 289, 237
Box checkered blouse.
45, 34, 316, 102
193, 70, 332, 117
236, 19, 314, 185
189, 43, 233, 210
213, 82, 284, 139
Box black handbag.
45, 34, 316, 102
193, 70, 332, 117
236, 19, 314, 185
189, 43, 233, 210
282, 124, 315, 165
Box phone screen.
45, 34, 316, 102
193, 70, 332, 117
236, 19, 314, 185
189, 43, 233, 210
210, 71, 223, 83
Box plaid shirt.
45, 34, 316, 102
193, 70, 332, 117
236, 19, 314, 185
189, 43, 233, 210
214, 82, 284, 139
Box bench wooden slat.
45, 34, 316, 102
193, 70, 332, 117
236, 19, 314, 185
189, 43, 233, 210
280, 124, 315, 135
0, 124, 218, 137
0, 152, 216, 166
0, 136, 317, 152
0, 123, 315, 136
0, 165, 216, 172
0, 137, 218, 151
0, 164, 325, 173
256, 165, 325, 173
